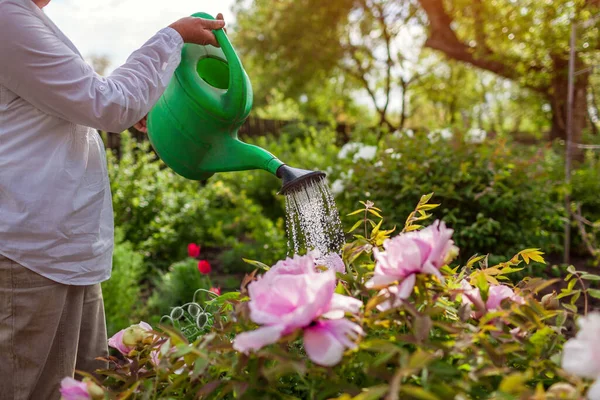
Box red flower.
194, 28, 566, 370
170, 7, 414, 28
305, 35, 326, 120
198, 260, 211, 275
187, 243, 201, 258
209, 287, 221, 296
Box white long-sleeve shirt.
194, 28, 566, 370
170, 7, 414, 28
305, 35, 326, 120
0, 0, 184, 285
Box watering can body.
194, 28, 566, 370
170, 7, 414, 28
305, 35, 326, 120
147, 12, 284, 181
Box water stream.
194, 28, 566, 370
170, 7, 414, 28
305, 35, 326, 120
284, 178, 345, 267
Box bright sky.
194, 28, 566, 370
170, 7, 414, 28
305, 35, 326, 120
45, 0, 236, 72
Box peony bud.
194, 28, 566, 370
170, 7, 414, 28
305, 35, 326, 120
122, 325, 149, 348
83, 379, 105, 400
541, 292, 559, 310
198, 260, 212, 275
210, 287, 221, 295
187, 243, 201, 258
546, 382, 577, 399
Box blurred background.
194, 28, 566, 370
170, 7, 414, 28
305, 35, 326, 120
45, 0, 600, 333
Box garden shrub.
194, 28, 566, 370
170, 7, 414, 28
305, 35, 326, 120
144, 258, 215, 326
332, 132, 566, 266
101, 228, 145, 336
107, 133, 287, 273
71, 196, 600, 399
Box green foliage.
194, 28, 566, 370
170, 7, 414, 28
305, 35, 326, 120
332, 133, 565, 265
101, 228, 145, 336
144, 259, 214, 326
107, 132, 286, 273
91, 199, 594, 399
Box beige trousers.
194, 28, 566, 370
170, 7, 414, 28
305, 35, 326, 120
0, 255, 109, 400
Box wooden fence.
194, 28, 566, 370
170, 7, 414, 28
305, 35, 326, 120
101, 116, 351, 158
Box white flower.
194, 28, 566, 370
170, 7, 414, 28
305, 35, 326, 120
465, 128, 487, 144
354, 145, 377, 162
337, 142, 377, 162
427, 128, 453, 142
561, 312, 600, 399
330, 179, 345, 195
338, 142, 362, 159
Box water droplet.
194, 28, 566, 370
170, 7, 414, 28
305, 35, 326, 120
284, 178, 345, 263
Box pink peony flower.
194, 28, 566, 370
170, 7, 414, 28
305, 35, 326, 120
460, 280, 524, 318
108, 321, 153, 356
233, 254, 363, 366
316, 253, 346, 274
366, 220, 457, 310
269, 253, 318, 276
198, 260, 211, 274
187, 243, 201, 258
59, 378, 90, 400
562, 312, 600, 399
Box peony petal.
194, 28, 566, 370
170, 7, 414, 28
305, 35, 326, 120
486, 285, 517, 311
562, 338, 600, 379
588, 379, 600, 400
304, 319, 363, 367
304, 324, 345, 367
316, 253, 346, 273
139, 321, 153, 331
365, 274, 399, 289
59, 377, 90, 400
577, 313, 600, 343
322, 294, 363, 319
396, 274, 417, 299
232, 325, 285, 354
269, 253, 317, 276
376, 285, 405, 312
107, 329, 132, 356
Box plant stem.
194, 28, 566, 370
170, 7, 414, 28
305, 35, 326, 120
575, 272, 589, 316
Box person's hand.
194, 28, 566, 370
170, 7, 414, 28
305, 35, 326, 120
134, 115, 147, 133
169, 13, 226, 47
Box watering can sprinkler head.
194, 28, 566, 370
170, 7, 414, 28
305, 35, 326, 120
276, 165, 326, 195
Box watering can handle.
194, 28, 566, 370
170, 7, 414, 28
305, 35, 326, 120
192, 12, 249, 116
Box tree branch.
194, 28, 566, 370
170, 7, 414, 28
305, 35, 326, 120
418, 0, 548, 93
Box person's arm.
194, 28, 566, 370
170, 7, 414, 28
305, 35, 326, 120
0, 2, 223, 133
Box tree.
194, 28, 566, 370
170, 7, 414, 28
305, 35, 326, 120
233, 0, 422, 130
416, 0, 600, 144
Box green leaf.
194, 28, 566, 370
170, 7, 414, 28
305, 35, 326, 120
242, 258, 270, 271
348, 220, 363, 233
407, 349, 435, 370
581, 274, 600, 281
368, 209, 383, 218
352, 385, 390, 400
588, 289, 600, 299
467, 254, 486, 268
418, 203, 441, 211
348, 209, 365, 216
567, 265, 577, 274
563, 303, 577, 313
400, 385, 440, 400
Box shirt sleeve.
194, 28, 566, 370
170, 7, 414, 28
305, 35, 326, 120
0, 1, 184, 133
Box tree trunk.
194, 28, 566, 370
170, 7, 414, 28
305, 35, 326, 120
548, 57, 589, 150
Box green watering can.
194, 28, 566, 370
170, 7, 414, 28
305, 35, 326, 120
147, 12, 324, 194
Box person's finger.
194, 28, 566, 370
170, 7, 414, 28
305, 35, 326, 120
216, 14, 228, 33
200, 18, 225, 30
